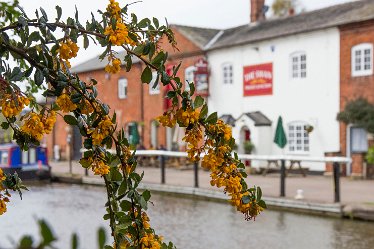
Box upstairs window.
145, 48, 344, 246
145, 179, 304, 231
352, 43, 373, 77
288, 122, 309, 153
222, 63, 233, 84
184, 66, 196, 91
118, 78, 128, 99
149, 72, 160, 95
290, 52, 307, 79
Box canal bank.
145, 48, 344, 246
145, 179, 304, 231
51, 168, 374, 222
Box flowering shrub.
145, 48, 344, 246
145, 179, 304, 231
0, 0, 265, 247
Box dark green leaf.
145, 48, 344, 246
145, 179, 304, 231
97, 227, 106, 249
40, 7, 48, 21
64, 115, 78, 125
120, 200, 132, 211
189, 82, 195, 96
166, 91, 176, 99
194, 96, 204, 108
71, 233, 78, 249
258, 200, 267, 209
142, 190, 151, 201
256, 187, 262, 200
205, 112, 217, 124
118, 180, 127, 195
39, 220, 56, 245
110, 168, 123, 182
19, 236, 33, 249
34, 69, 44, 86
1, 122, 9, 130
83, 35, 89, 49
141, 66, 152, 84
9, 67, 23, 81
56, 6, 62, 21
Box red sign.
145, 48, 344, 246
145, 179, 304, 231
194, 58, 209, 96
243, 63, 273, 96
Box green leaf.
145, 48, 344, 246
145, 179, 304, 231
138, 18, 149, 28
189, 82, 195, 96
79, 158, 92, 168
1, 122, 9, 130
141, 66, 152, 84
110, 168, 123, 182
151, 51, 165, 66
194, 96, 204, 108
153, 17, 159, 28
200, 104, 208, 119
9, 67, 23, 81
258, 200, 267, 209
97, 227, 106, 249
140, 196, 147, 209
120, 200, 132, 211
166, 91, 176, 99
83, 35, 89, 49
19, 236, 33, 249
34, 69, 44, 86
118, 180, 127, 196
71, 233, 78, 249
64, 115, 78, 125
27, 31, 40, 46
256, 187, 262, 200
142, 190, 151, 201
205, 112, 217, 124
56, 6, 62, 21
39, 220, 56, 245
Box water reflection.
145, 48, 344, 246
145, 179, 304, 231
1, 184, 374, 249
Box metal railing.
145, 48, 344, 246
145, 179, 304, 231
83, 149, 351, 203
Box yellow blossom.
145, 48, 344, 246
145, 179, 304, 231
92, 159, 110, 176
175, 107, 200, 127
107, 0, 122, 20
20, 112, 45, 141
56, 93, 77, 112
58, 39, 79, 60
41, 110, 56, 134
156, 112, 176, 128
1, 94, 30, 118
91, 116, 113, 145
0, 198, 8, 215
105, 57, 121, 74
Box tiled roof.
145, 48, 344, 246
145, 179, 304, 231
71, 51, 140, 74
243, 111, 272, 126
209, 0, 374, 50
171, 24, 220, 49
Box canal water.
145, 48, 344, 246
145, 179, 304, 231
1, 184, 374, 249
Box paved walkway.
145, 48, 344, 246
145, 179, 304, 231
50, 160, 374, 205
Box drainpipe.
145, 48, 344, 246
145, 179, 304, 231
140, 63, 145, 144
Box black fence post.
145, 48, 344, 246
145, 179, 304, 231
85, 168, 88, 176
280, 159, 286, 197
194, 161, 199, 188
333, 162, 341, 203
160, 155, 165, 184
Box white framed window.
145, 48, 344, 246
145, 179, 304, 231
118, 78, 128, 99
352, 43, 373, 77
288, 122, 309, 153
222, 63, 233, 84
290, 52, 307, 79
149, 71, 160, 95
350, 127, 368, 153
184, 66, 196, 91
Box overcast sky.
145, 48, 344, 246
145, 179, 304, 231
17, 0, 356, 64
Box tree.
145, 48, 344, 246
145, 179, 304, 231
272, 0, 300, 17
0, 0, 265, 247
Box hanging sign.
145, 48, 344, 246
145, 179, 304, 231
243, 63, 273, 96
194, 58, 209, 96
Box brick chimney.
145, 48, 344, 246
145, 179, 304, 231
250, 0, 265, 23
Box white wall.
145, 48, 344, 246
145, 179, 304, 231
207, 28, 341, 171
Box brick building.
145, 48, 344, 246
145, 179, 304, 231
339, 18, 374, 177
46, 25, 219, 160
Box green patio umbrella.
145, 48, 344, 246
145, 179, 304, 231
274, 116, 287, 149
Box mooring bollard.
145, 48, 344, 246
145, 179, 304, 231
333, 162, 340, 203
280, 159, 286, 197
194, 161, 199, 188
160, 155, 166, 184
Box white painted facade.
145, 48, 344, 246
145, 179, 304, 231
207, 28, 341, 171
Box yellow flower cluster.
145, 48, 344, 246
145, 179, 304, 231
20, 110, 56, 141
79, 99, 95, 115
104, 0, 136, 46
56, 93, 77, 113
107, 0, 122, 20
92, 158, 110, 175
156, 112, 176, 128
183, 127, 203, 162
175, 107, 200, 127
105, 57, 121, 74
0, 168, 10, 216
140, 233, 162, 249
91, 116, 113, 145
59, 39, 79, 60
1, 94, 30, 118
21, 112, 45, 141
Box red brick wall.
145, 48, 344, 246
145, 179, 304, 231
339, 20, 374, 174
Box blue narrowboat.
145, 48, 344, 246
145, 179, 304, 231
0, 143, 51, 180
